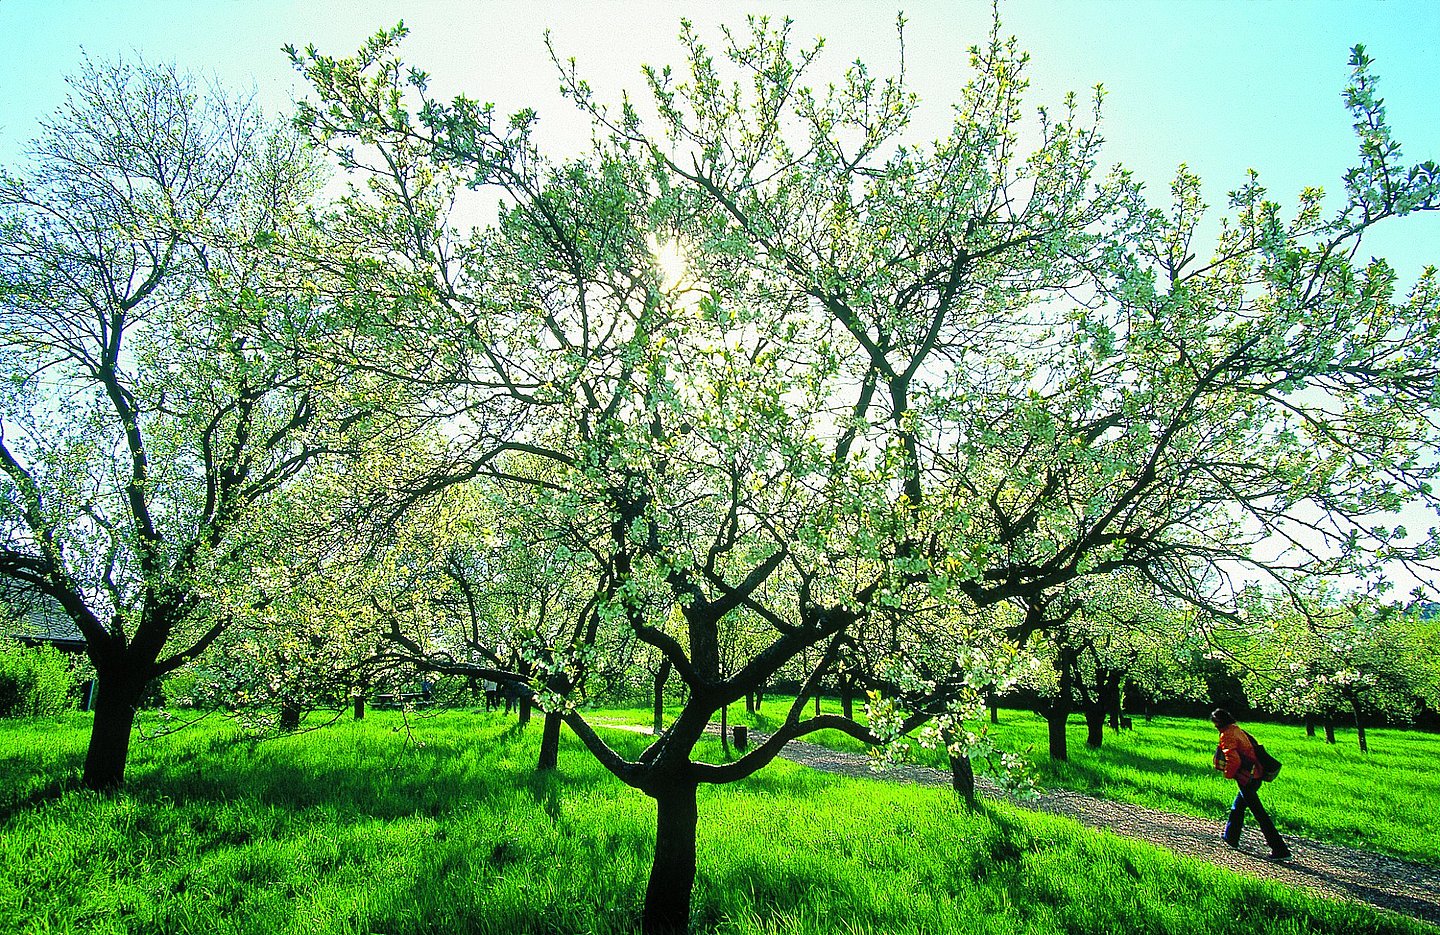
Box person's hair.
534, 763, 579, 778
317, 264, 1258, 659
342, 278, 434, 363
1210, 708, 1236, 727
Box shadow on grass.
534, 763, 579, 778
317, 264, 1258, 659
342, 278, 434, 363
117, 726, 602, 823
498, 719, 531, 742
726, 765, 838, 799
999, 742, 1234, 824
0, 773, 80, 824
1040, 742, 1206, 785
523, 768, 565, 824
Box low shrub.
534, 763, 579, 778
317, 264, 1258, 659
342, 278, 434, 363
0, 640, 77, 717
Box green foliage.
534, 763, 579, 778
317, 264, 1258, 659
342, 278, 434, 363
285, 13, 1440, 784
1233, 593, 1429, 728
0, 710, 1431, 935
0, 640, 76, 717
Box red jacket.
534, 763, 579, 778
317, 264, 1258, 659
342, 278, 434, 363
1214, 724, 1263, 785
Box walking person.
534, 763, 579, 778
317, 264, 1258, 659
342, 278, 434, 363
1210, 708, 1291, 859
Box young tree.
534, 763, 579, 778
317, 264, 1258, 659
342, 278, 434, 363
0, 57, 396, 788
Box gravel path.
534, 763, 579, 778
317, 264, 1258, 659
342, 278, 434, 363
767, 735, 1440, 927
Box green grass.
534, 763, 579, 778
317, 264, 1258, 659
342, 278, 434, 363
713, 697, 1440, 867
1, 709, 1433, 934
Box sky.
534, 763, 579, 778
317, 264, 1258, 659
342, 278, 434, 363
2, 0, 1438, 282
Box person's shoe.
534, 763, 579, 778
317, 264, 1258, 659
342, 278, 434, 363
1221, 834, 1239, 849
1266, 848, 1292, 860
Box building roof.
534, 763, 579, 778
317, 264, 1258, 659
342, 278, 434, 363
3, 582, 87, 653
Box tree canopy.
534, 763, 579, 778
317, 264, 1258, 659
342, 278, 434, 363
3, 14, 1438, 935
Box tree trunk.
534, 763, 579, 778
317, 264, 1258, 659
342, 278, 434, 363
518, 693, 532, 726
654, 660, 671, 734
1352, 703, 1369, 753
353, 695, 365, 720
1087, 666, 1120, 744
1045, 706, 1069, 761
279, 701, 301, 731
642, 781, 699, 935
720, 703, 730, 758
1305, 717, 1315, 737
840, 672, 854, 721
1046, 662, 1071, 761
987, 691, 999, 724
81, 671, 142, 790
942, 726, 976, 807
1084, 708, 1105, 748
537, 710, 562, 771
813, 691, 821, 716
948, 750, 976, 806
1324, 718, 1336, 745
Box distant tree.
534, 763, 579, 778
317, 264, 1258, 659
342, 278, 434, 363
1027, 574, 1201, 756
369, 473, 614, 769
1406, 602, 1440, 715
1238, 592, 1423, 751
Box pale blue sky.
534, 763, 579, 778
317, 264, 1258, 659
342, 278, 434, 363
2, 0, 1437, 276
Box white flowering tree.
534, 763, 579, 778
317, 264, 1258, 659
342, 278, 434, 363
0, 57, 412, 788
289, 16, 1440, 935
1029, 574, 1204, 757
1239, 593, 1424, 751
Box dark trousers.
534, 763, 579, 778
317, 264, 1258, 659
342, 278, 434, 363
1224, 780, 1288, 853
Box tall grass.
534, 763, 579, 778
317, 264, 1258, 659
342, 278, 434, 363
0, 710, 1431, 935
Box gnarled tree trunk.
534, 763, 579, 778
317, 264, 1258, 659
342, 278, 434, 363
942, 726, 977, 807
1351, 701, 1369, 753
948, 751, 976, 806
1084, 707, 1106, 748
1044, 655, 1074, 761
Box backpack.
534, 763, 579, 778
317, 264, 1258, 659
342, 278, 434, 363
1244, 731, 1283, 782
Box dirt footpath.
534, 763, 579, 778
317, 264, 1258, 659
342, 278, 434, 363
767, 736, 1440, 927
